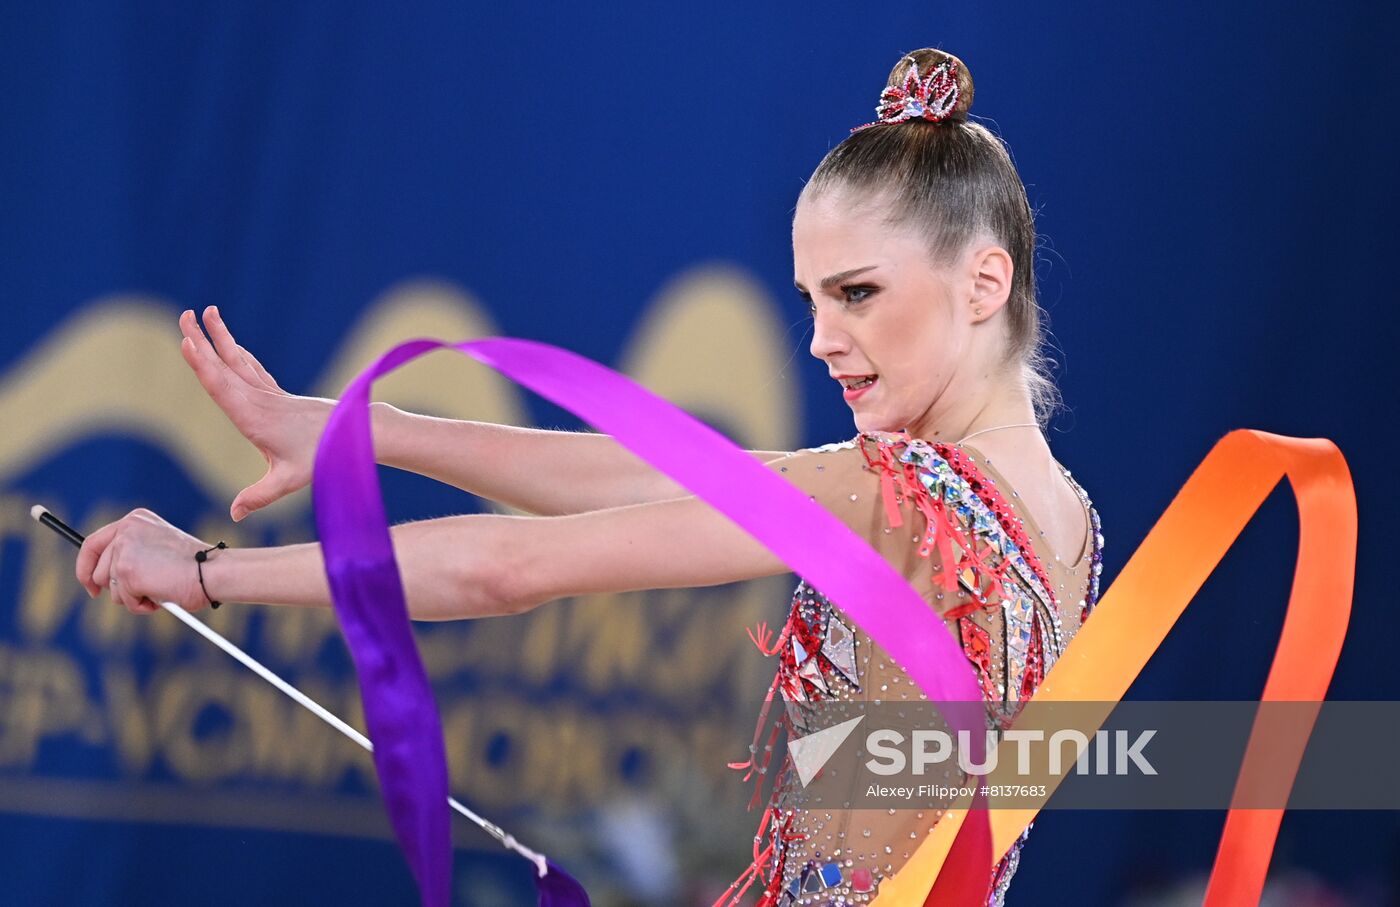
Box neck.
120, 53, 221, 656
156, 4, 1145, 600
903, 369, 1040, 449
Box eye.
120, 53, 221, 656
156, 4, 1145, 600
797, 289, 816, 315
842, 284, 877, 305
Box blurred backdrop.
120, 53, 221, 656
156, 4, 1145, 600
1, 2, 1396, 905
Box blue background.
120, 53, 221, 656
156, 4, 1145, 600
2, 2, 1396, 904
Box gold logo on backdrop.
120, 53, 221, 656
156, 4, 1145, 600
0, 266, 806, 846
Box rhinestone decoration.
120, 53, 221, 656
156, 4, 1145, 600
851, 60, 961, 133
821, 615, 860, 686
718, 431, 1105, 907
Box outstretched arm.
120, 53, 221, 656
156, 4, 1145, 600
371, 407, 794, 516
181, 306, 791, 520
73, 508, 518, 620
76, 441, 876, 621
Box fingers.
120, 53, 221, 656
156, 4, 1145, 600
202, 307, 273, 391
119, 582, 160, 614
180, 308, 235, 384
231, 467, 288, 521
91, 539, 115, 591
107, 553, 159, 615
74, 511, 173, 617
237, 343, 284, 393
76, 520, 121, 597
179, 307, 222, 365
179, 312, 243, 407
107, 551, 132, 608
179, 335, 229, 407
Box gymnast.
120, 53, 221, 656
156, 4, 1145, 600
72, 48, 1101, 905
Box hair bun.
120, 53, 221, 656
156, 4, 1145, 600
867, 48, 974, 127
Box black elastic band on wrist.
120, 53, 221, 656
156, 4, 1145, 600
195, 540, 227, 609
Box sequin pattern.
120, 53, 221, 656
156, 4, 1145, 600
716, 431, 1104, 907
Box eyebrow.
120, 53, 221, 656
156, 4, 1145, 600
794, 265, 879, 292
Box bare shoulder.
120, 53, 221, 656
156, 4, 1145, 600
762, 433, 904, 532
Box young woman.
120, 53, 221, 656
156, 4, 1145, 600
74, 48, 1101, 906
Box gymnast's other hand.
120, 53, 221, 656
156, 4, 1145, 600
75, 508, 211, 614
180, 305, 333, 522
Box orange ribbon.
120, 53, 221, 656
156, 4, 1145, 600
871, 429, 1357, 906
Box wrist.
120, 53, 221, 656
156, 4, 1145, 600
199, 541, 331, 609
371, 401, 406, 467
194, 541, 228, 608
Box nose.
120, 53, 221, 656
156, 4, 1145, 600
808, 308, 851, 363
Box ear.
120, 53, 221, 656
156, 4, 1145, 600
966, 244, 1014, 323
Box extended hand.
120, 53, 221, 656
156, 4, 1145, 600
75, 509, 213, 614
179, 306, 335, 522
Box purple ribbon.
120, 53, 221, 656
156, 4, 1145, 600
313, 336, 991, 906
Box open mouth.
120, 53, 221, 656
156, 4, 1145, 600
841, 375, 878, 400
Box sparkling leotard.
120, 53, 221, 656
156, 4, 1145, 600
718, 430, 1104, 906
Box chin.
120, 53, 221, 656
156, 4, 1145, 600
851, 411, 898, 434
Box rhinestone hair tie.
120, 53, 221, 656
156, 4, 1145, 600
851, 59, 961, 132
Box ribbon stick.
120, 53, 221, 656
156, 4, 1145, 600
313, 337, 996, 907
26, 507, 568, 896
871, 430, 1356, 906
